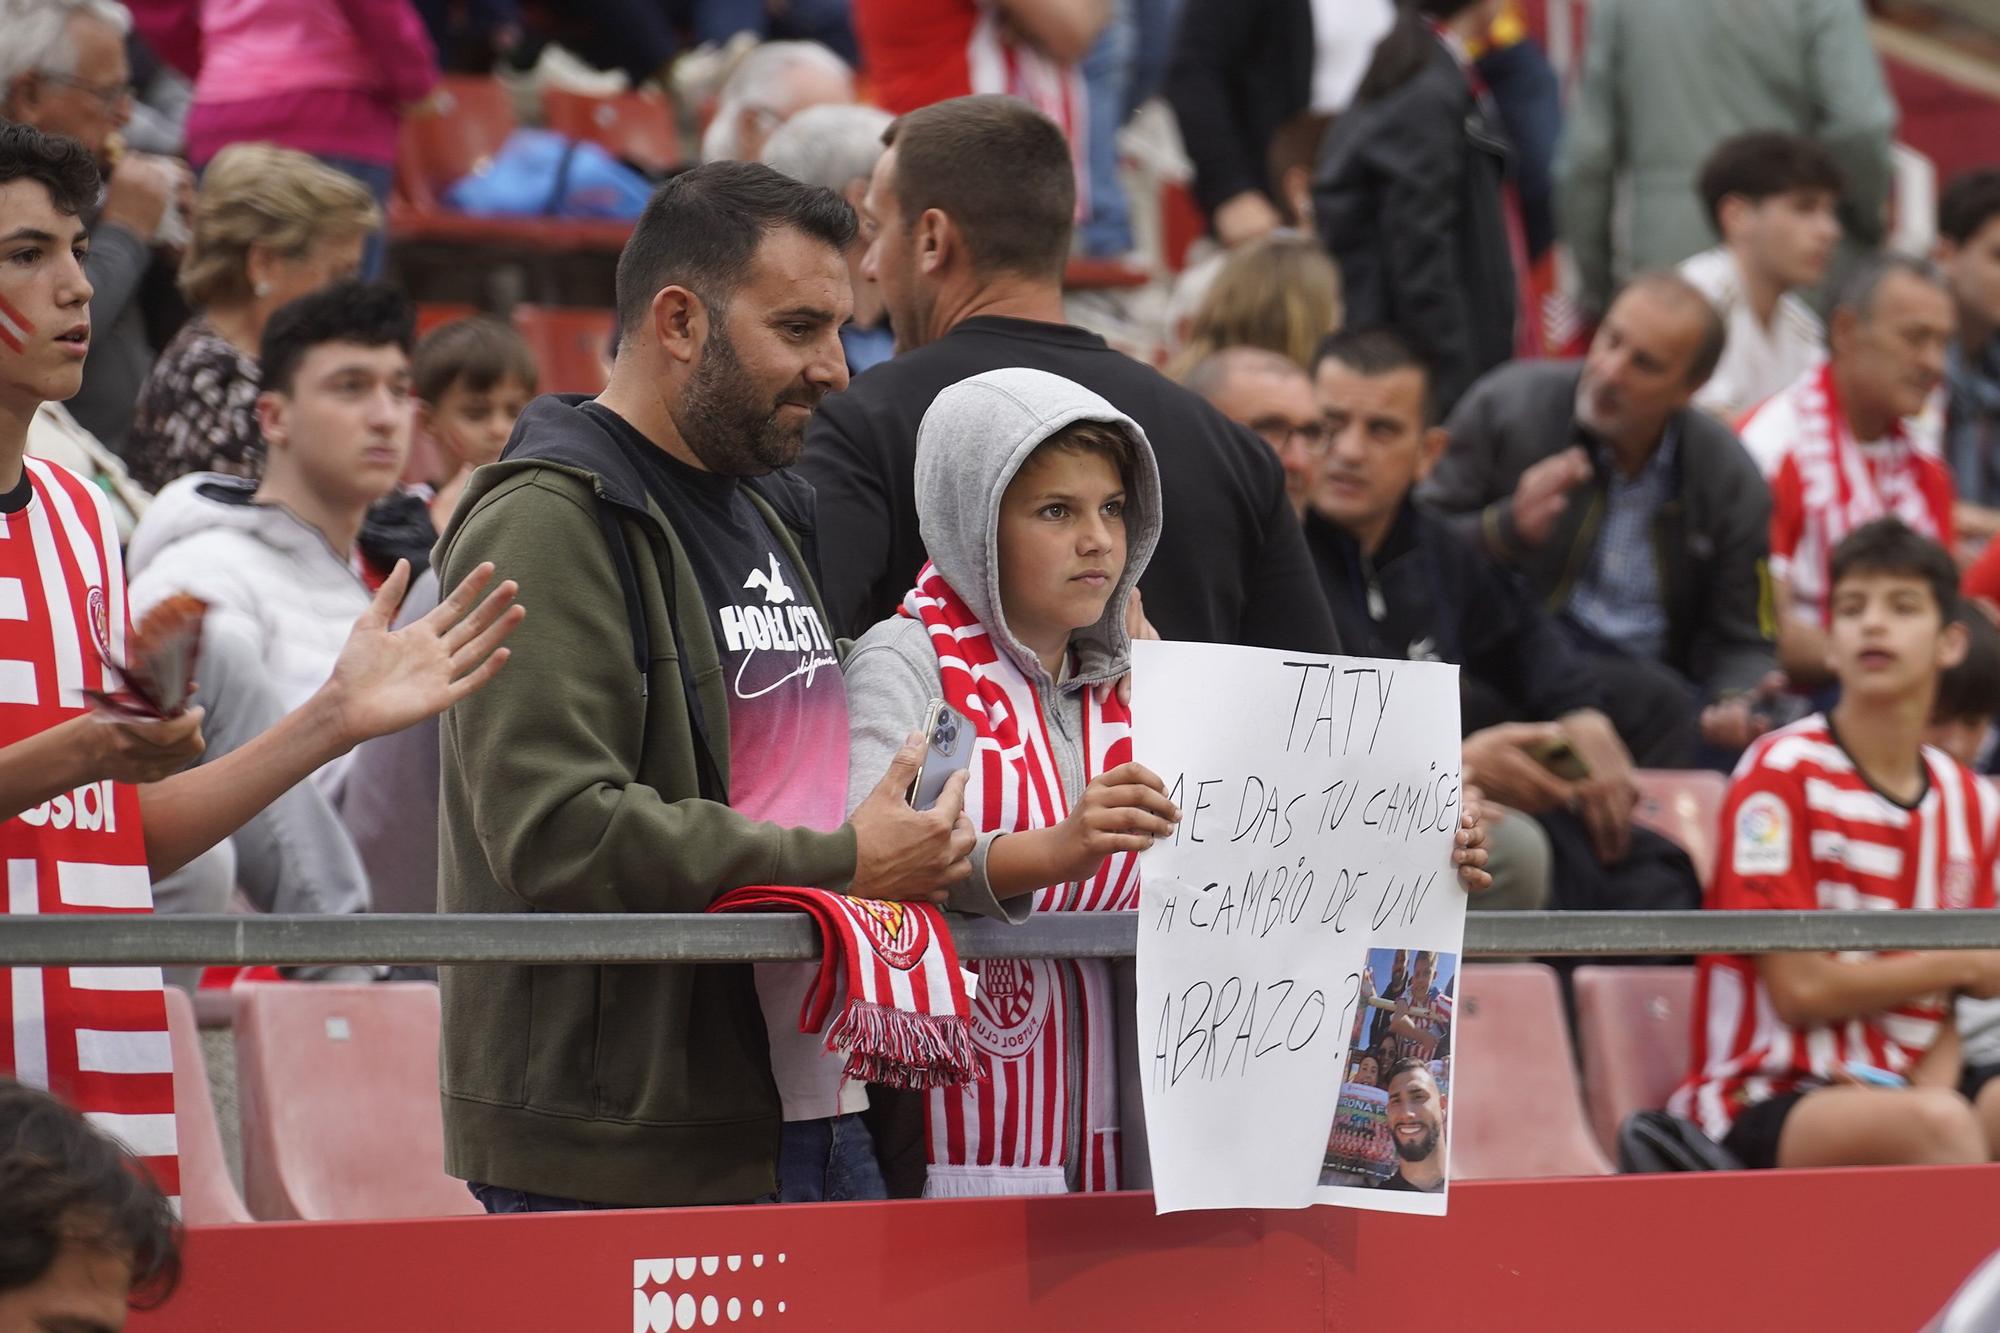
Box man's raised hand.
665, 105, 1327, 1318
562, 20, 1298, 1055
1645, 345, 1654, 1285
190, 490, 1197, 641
320, 560, 524, 749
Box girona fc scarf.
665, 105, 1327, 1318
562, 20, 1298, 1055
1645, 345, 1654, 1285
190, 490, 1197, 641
708, 886, 978, 1090
900, 563, 1138, 1195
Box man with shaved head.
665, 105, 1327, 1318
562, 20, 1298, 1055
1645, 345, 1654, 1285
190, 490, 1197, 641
1184, 346, 1326, 519
1420, 272, 1779, 766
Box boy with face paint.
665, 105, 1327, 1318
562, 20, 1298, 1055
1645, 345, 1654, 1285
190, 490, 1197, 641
843, 366, 1491, 1196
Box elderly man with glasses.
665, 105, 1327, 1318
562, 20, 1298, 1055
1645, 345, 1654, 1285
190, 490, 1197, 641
1, 0, 193, 454
1184, 345, 1329, 521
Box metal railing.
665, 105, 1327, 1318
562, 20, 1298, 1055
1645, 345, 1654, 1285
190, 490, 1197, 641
2, 910, 1999, 967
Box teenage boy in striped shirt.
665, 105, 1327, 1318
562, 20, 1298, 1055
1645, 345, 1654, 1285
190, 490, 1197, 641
0, 122, 520, 1212
1673, 518, 2000, 1170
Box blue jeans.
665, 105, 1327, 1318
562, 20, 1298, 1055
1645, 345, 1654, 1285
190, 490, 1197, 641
776, 1113, 888, 1203
468, 1114, 886, 1213
1076, 0, 1136, 258
313, 154, 395, 280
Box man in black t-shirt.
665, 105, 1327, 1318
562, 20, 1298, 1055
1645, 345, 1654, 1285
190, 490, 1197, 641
796, 95, 1338, 653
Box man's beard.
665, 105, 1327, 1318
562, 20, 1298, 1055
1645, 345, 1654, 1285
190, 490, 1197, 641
1392, 1122, 1439, 1163
675, 319, 816, 476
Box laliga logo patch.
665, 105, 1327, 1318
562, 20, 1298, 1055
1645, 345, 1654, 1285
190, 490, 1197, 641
1732, 791, 1791, 876
86, 587, 111, 659
1944, 860, 1976, 910
849, 899, 929, 972
970, 957, 1053, 1058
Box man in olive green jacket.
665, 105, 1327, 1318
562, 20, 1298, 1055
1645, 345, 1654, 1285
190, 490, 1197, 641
434, 162, 975, 1210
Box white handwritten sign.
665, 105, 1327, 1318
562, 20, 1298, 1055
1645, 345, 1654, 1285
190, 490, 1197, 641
1132, 641, 1466, 1215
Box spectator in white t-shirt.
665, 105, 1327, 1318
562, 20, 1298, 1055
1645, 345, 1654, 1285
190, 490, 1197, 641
1679, 133, 1842, 423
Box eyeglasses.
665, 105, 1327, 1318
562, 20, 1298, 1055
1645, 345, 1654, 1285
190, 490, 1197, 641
1250, 417, 1329, 454
36, 72, 135, 111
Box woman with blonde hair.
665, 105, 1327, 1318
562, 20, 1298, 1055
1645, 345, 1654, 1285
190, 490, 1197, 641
1168, 233, 1343, 378
127, 142, 381, 492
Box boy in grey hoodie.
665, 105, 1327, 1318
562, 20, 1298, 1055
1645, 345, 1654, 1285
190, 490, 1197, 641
844, 367, 1180, 1195
845, 367, 1492, 1196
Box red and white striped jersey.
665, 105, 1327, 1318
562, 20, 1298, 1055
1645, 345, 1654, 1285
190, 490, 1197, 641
0, 457, 178, 1199
1670, 714, 1999, 1140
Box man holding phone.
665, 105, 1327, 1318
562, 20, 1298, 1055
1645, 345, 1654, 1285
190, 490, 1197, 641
436, 162, 977, 1214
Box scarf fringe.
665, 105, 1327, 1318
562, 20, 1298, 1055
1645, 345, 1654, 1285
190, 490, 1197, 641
827, 999, 984, 1090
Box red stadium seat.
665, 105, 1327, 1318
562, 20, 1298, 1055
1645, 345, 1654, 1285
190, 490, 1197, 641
542, 87, 682, 176
1631, 769, 1727, 888
394, 75, 517, 213
1449, 963, 1615, 1180
234, 983, 480, 1221
1159, 179, 1207, 274
415, 302, 481, 339
1064, 256, 1152, 291
163, 985, 253, 1225
511, 304, 615, 395
1572, 965, 1696, 1161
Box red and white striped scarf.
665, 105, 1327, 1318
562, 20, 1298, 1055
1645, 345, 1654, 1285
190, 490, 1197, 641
900, 562, 1138, 1194
1774, 363, 1951, 615
708, 886, 978, 1090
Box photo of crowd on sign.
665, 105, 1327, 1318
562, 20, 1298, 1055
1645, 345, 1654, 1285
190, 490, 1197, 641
1321, 948, 1458, 1195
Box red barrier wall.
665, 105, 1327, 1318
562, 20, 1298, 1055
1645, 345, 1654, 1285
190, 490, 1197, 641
130, 1167, 1999, 1332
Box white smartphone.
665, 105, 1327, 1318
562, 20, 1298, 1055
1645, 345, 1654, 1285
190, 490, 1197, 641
907, 698, 976, 811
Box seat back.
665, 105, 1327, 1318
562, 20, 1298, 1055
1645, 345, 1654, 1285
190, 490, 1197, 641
163, 985, 253, 1225
395, 76, 518, 211
1449, 964, 1614, 1180
542, 88, 681, 176
414, 301, 482, 339
1572, 964, 1696, 1160
234, 983, 480, 1220
1631, 769, 1727, 888
511, 304, 616, 395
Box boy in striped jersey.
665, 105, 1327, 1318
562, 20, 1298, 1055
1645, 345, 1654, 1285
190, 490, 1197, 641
1672, 518, 2000, 1169
0, 123, 521, 1213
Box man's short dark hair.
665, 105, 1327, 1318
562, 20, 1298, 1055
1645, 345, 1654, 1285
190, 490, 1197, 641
412, 315, 539, 404
0, 1079, 180, 1309
881, 95, 1074, 283
1940, 170, 2000, 247
1311, 326, 1437, 426
1936, 611, 2000, 727
0, 123, 100, 217
613, 160, 856, 336
1835, 252, 1948, 320
259, 280, 415, 397
1828, 518, 1960, 622
1385, 1057, 1432, 1086
1697, 132, 1844, 236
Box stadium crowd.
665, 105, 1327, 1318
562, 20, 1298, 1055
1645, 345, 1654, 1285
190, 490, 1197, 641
3, 0, 2000, 1316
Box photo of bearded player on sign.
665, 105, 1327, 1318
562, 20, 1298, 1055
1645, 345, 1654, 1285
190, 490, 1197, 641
1323, 947, 1459, 1194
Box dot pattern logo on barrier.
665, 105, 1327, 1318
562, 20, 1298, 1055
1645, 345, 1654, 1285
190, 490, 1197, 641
634, 1252, 790, 1331
849, 899, 930, 972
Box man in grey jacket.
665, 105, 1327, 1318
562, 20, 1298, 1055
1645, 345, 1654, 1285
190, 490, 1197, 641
1419, 273, 1780, 766
1555, 0, 1896, 317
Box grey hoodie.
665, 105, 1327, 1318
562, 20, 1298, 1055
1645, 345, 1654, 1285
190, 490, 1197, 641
842, 368, 1164, 918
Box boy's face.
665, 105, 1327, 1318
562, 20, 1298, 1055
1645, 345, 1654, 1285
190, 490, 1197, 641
0, 180, 94, 417
1825, 570, 1967, 700
1732, 188, 1840, 291
259, 341, 413, 509
422, 374, 531, 472
996, 446, 1128, 654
